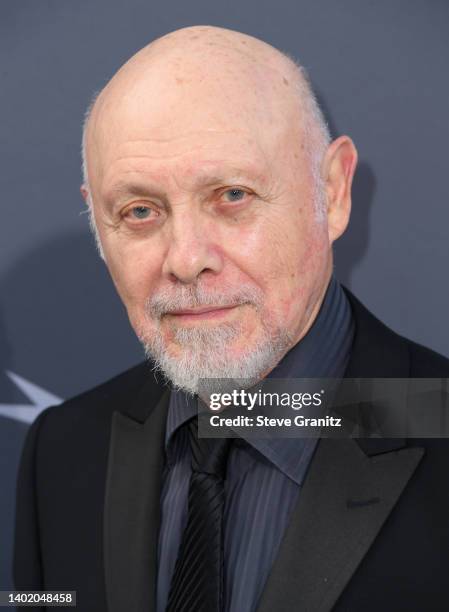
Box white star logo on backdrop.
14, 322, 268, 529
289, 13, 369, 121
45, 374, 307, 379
0, 371, 63, 424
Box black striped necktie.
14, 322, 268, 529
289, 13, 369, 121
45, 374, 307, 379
166, 415, 233, 612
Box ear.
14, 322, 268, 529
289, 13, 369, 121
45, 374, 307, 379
322, 135, 358, 244
80, 184, 90, 205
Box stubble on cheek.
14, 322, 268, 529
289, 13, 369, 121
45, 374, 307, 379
266, 225, 328, 338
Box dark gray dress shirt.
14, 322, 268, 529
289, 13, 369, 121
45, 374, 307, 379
156, 276, 354, 612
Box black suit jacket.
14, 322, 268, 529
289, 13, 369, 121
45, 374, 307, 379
14, 289, 449, 611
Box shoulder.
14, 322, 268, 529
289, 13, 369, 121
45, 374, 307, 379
342, 286, 449, 378
405, 338, 449, 377
31, 360, 156, 443
17, 360, 168, 502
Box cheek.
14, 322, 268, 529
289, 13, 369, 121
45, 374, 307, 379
232, 208, 326, 282
225, 213, 300, 283
249, 220, 328, 324
103, 239, 161, 314
286, 248, 329, 334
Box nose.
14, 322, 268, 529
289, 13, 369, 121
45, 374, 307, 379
161, 207, 224, 284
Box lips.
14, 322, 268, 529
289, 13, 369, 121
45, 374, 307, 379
165, 304, 239, 320
168, 305, 237, 315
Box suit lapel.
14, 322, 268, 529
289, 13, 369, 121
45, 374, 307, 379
256, 437, 424, 612
104, 380, 170, 612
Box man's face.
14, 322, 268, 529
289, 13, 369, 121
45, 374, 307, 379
85, 52, 334, 393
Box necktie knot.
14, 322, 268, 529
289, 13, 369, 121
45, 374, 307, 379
187, 415, 233, 479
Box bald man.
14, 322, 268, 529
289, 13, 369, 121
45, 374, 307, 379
14, 26, 449, 612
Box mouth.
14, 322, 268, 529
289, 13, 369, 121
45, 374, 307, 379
165, 304, 240, 322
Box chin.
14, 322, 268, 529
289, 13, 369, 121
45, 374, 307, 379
141, 320, 293, 396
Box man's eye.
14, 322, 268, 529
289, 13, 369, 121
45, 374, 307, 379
128, 206, 153, 220
223, 188, 247, 202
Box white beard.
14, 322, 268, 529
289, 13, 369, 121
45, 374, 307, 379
138, 283, 293, 396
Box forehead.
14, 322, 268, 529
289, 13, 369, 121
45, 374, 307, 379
92, 116, 296, 199
100, 131, 274, 194
87, 54, 302, 189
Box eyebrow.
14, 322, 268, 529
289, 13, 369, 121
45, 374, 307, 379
103, 181, 159, 202
102, 167, 264, 207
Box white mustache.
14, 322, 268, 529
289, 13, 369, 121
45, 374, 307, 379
146, 284, 264, 319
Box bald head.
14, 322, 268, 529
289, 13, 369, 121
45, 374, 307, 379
81, 25, 330, 209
